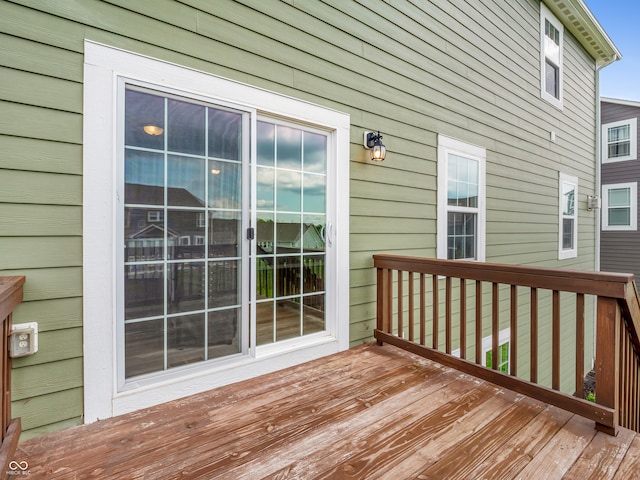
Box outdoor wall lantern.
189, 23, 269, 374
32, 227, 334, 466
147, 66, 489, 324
363, 131, 386, 161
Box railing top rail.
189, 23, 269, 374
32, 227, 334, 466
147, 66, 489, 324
0, 277, 26, 322
373, 254, 634, 298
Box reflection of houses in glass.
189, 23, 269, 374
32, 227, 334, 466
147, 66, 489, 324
124, 184, 240, 260
257, 221, 325, 254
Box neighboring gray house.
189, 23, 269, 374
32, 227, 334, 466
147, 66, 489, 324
600, 98, 640, 283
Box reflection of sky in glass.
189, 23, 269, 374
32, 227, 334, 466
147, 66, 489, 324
125, 150, 164, 190
447, 154, 478, 208
257, 167, 274, 210
208, 108, 241, 161
562, 182, 575, 215
303, 131, 326, 173
277, 170, 301, 212
168, 99, 205, 156
303, 174, 325, 213
277, 126, 301, 169
167, 155, 205, 206
257, 122, 275, 166
208, 160, 241, 209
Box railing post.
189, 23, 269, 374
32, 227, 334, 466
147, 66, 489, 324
376, 267, 389, 345
595, 296, 620, 436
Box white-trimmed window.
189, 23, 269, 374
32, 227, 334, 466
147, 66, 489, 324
602, 118, 637, 163
602, 183, 637, 231
437, 135, 486, 261
558, 173, 578, 259
540, 3, 563, 109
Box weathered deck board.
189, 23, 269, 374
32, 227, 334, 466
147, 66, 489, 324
15, 344, 640, 479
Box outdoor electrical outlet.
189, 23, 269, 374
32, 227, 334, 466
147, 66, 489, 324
10, 322, 38, 358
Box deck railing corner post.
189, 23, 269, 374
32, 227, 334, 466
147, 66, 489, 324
595, 296, 620, 435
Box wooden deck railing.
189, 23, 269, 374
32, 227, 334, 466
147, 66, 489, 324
374, 254, 640, 436
0, 277, 24, 477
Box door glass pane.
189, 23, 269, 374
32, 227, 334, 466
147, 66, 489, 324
255, 121, 328, 344
123, 86, 245, 380
168, 99, 205, 155
125, 320, 164, 378
167, 313, 205, 368
208, 308, 240, 357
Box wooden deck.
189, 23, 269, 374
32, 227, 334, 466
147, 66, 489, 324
15, 344, 640, 479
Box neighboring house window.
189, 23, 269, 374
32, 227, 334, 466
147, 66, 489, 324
540, 3, 563, 109
437, 135, 486, 261
602, 118, 637, 163
147, 211, 161, 222
602, 183, 637, 231
558, 173, 578, 259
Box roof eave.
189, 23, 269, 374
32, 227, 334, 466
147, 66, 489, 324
543, 0, 621, 67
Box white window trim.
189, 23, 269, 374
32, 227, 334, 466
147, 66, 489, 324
437, 134, 486, 262
83, 41, 350, 422
558, 172, 578, 260
540, 3, 564, 110
601, 118, 637, 163
451, 328, 510, 371
602, 182, 638, 231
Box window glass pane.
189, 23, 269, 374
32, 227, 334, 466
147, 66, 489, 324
545, 61, 559, 98
609, 187, 631, 207
257, 167, 275, 211
256, 301, 274, 346
208, 260, 241, 308
303, 214, 326, 253
609, 207, 631, 226
125, 208, 165, 262
167, 99, 205, 155
208, 211, 241, 258
303, 255, 324, 293
276, 126, 302, 170
167, 262, 205, 313
208, 108, 241, 161
562, 182, 575, 216
276, 214, 301, 254
167, 155, 205, 207
166, 210, 204, 259
276, 170, 301, 212
125, 319, 164, 378
563, 218, 574, 249
167, 313, 205, 368
303, 294, 325, 335
125, 151, 164, 205
257, 121, 275, 166
208, 308, 239, 356
303, 173, 326, 213
304, 131, 327, 173
276, 256, 301, 297
125, 264, 164, 320
609, 125, 630, 143
125, 89, 164, 150
276, 299, 300, 341
257, 213, 274, 254
448, 154, 478, 207
447, 212, 476, 260
208, 160, 241, 209
256, 257, 274, 300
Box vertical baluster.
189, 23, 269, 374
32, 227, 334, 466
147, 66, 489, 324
552, 290, 560, 390
408, 272, 414, 342
398, 270, 403, 338
460, 278, 466, 360
420, 274, 426, 346
575, 293, 585, 398
446, 277, 452, 354
475, 281, 482, 364
530, 288, 538, 383
510, 284, 517, 377
376, 267, 384, 345
492, 283, 499, 370
433, 275, 439, 350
